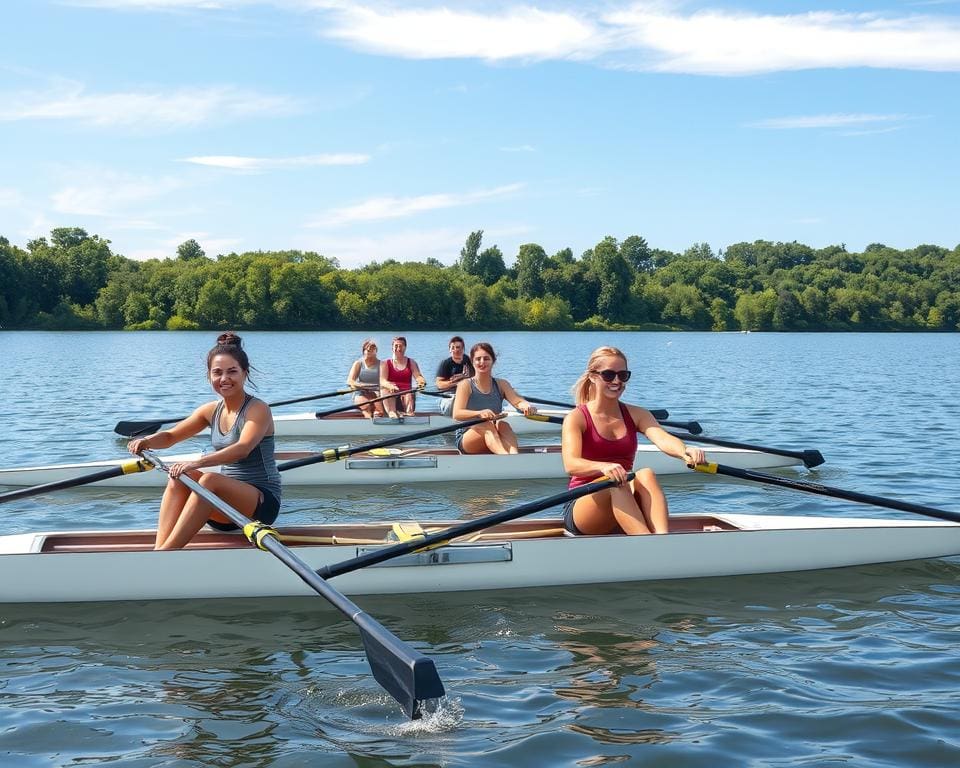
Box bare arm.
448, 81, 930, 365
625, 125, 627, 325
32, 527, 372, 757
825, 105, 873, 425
379, 360, 396, 393
409, 359, 427, 388
126, 402, 214, 455
451, 379, 477, 420
632, 405, 706, 465
498, 379, 536, 416
346, 360, 362, 389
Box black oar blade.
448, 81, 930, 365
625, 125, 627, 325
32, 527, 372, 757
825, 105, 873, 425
114, 419, 168, 437
803, 450, 826, 469
355, 613, 445, 719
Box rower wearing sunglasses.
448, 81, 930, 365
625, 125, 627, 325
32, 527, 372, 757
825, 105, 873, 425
561, 346, 706, 536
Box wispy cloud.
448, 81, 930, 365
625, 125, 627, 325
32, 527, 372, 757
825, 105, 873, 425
51, 170, 184, 217
0, 81, 300, 128
500, 144, 536, 153
307, 182, 525, 227
181, 153, 370, 170
0, 187, 24, 207
749, 113, 912, 129
67, 2, 960, 74
297, 227, 469, 268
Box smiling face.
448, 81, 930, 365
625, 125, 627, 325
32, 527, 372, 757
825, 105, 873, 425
589, 353, 629, 399
208, 353, 247, 397
449, 340, 465, 362
362, 342, 378, 361
392, 338, 406, 357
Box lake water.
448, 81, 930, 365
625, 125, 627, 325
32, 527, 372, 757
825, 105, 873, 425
1, 330, 958, 766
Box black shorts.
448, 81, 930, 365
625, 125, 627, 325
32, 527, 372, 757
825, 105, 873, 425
563, 499, 583, 535
206, 487, 281, 532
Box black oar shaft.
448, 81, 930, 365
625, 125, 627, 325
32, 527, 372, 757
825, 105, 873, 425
524, 396, 668, 421
277, 415, 492, 472
145, 454, 445, 719
670, 432, 825, 468
697, 463, 960, 524
318, 473, 630, 580
0, 459, 153, 504
114, 389, 356, 436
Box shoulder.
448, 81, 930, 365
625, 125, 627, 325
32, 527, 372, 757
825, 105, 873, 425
624, 403, 655, 429
563, 404, 587, 428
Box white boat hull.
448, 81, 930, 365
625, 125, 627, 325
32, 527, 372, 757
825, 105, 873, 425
273, 409, 567, 437
0, 513, 957, 603
0, 445, 801, 488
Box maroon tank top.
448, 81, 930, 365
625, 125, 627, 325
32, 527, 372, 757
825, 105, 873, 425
568, 403, 638, 489
385, 358, 413, 389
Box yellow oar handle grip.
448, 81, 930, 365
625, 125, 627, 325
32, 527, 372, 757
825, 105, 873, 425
243, 521, 278, 550
689, 462, 718, 474
322, 446, 349, 463
122, 458, 155, 474
525, 413, 550, 423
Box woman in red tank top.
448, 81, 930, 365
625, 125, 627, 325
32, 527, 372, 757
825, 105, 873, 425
561, 346, 706, 535
379, 336, 427, 418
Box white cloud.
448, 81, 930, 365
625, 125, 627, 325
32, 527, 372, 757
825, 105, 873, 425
750, 113, 911, 129
125, 232, 244, 261
500, 144, 536, 153
0, 82, 300, 128
51, 171, 184, 217
307, 182, 525, 227
181, 153, 370, 170
323, 5, 605, 61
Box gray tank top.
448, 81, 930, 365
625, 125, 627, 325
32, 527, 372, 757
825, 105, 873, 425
455, 378, 504, 443
356, 359, 380, 387
210, 394, 282, 500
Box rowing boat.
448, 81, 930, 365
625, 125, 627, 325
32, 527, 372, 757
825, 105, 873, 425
0, 445, 801, 488
1, 513, 957, 603
271, 408, 567, 437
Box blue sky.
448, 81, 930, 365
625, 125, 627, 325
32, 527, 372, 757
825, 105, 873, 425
2, 0, 958, 267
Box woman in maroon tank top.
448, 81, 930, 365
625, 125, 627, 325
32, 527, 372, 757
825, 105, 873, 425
561, 346, 706, 535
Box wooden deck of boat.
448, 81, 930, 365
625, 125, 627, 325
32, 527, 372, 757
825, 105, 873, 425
37, 515, 741, 554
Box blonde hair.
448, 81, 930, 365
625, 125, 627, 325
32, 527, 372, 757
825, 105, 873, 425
571, 346, 628, 404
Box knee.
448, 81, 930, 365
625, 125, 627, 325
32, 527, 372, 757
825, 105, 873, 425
197, 471, 218, 488
636, 467, 660, 487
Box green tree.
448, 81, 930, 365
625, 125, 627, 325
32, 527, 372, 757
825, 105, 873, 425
458, 230, 483, 274
515, 243, 548, 298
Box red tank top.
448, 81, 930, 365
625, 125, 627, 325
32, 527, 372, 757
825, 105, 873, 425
385, 358, 413, 389
568, 403, 638, 489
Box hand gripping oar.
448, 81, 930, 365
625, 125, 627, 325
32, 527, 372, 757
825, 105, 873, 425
114, 389, 357, 437
277, 415, 498, 472
0, 458, 155, 504
667, 431, 824, 469
316, 472, 636, 579
690, 462, 960, 524
141, 450, 444, 719
310, 385, 424, 419
523, 396, 669, 423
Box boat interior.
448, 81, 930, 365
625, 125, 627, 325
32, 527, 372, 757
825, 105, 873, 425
275, 444, 562, 460
38, 515, 741, 554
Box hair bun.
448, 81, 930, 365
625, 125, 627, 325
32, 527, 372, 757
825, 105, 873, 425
217, 331, 243, 347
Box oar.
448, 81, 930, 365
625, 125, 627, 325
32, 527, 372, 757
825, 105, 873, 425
114, 388, 358, 436
316, 472, 635, 580
690, 462, 960, 524
278, 415, 496, 472
0, 458, 155, 504
310, 385, 424, 419
141, 450, 445, 719
667, 431, 824, 468
524, 396, 669, 423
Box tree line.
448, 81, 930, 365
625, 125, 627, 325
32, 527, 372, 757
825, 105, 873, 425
1, 227, 958, 331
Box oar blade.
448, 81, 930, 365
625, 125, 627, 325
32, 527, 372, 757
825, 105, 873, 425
355, 613, 445, 719
113, 419, 169, 437
803, 450, 826, 468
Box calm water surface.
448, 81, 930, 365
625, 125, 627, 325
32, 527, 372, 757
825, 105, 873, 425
1, 331, 958, 766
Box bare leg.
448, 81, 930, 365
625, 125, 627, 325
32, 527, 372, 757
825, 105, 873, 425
570, 486, 653, 535
154, 473, 197, 548
461, 424, 509, 454
156, 473, 262, 550
400, 392, 416, 415
383, 395, 399, 418
495, 422, 519, 454
632, 468, 669, 533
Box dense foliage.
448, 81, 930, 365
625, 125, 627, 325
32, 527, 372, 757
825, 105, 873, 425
2, 228, 958, 331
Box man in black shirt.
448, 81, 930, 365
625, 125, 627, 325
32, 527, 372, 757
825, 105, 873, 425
435, 335, 473, 415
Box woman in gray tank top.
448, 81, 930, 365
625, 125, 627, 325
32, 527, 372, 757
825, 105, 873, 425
126, 332, 281, 550
346, 339, 384, 418
453, 342, 537, 454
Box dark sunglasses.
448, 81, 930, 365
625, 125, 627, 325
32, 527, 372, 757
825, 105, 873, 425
592, 369, 632, 383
